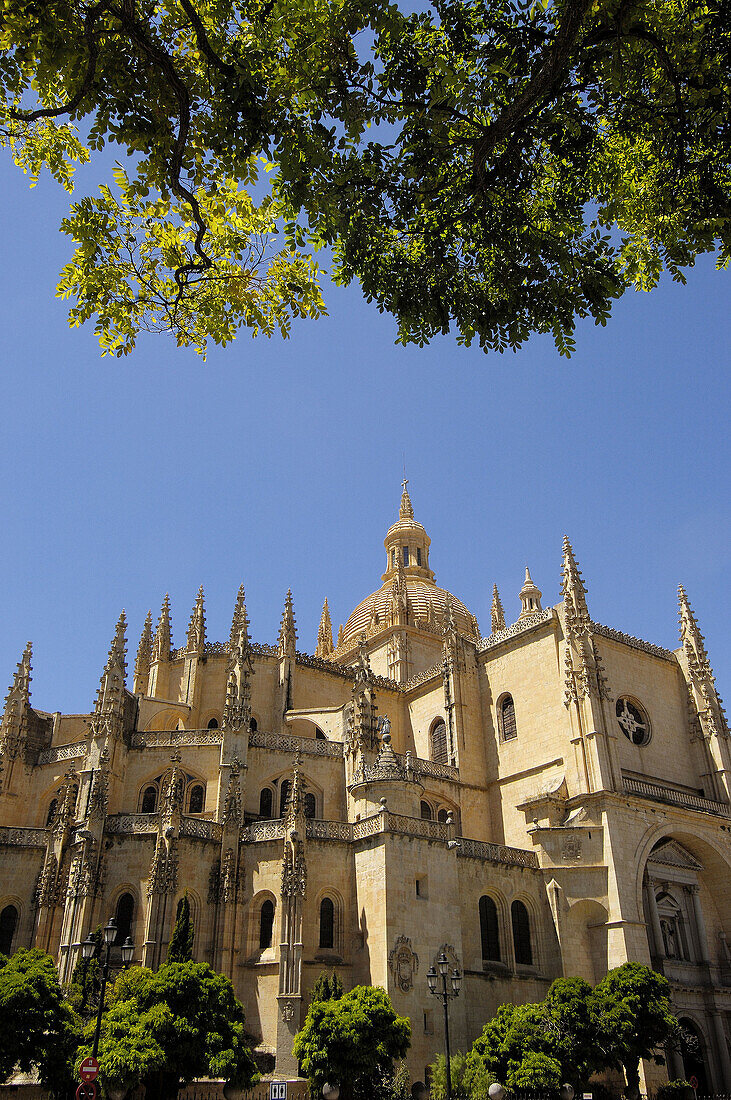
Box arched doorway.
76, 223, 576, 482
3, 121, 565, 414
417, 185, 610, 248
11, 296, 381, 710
678, 1019, 710, 1094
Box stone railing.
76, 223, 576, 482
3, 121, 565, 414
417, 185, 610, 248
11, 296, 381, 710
0, 825, 48, 848
248, 729, 344, 758
478, 608, 554, 652
591, 622, 674, 662
105, 813, 158, 836
386, 811, 449, 841
131, 729, 223, 749
242, 819, 286, 843
403, 754, 459, 782
623, 776, 729, 816
295, 651, 355, 678
306, 818, 353, 842
402, 662, 443, 692
180, 816, 223, 841
38, 740, 87, 765
456, 836, 539, 868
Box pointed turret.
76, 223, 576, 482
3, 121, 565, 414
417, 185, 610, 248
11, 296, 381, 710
316, 599, 334, 658
399, 478, 414, 520
284, 753, 306, 824
153, 594, 172, 662
518, 566, 543, 619
491, 585, 506, 633
561, 536, 589, 637
278, 589, 298, 658
91, 611, 128, 739
187, 586, 206, 655
229, 583, 250, 649
133, 611, 153, 694
337, 623, 345, 649
223, 584, 254, 731
678, 586, 713, 678
0, 642, 33, 761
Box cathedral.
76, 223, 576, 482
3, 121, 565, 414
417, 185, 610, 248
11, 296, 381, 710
0, 484, 730, 1093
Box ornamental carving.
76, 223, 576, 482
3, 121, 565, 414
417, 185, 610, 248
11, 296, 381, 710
389, 935, 419, 992
279, 998, 297, 1022
562, 834, 583, 863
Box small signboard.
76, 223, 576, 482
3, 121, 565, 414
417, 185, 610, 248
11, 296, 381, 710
76, 1083, 98, 1100
269, 1084, 287, 1100
689, 1077, 699, 1092
79, 1057, 99, 1083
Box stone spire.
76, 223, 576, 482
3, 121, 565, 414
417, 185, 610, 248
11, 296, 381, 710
153, 594, 172, 662
91, 611, 127, 739
399, 478, 414, 520
678, 586, 713, 678
0, 642, 33, 761
133, 611, 153, 694
390, 555, 409, 626
186, 586, 206, 655
316, 599, 334, 658
229, 583, 250, 649
278, 589, 298, 658
223, 585, 254, 731
518, 566, 543, 619
491, 585, 506, 633
337, 623, 345, 649
284, 753, 306, 825
561, 536, 590, 637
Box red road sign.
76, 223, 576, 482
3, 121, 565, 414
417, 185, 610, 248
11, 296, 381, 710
76, 1082, 98, 1100
79, 1057, 99, 1083
689, 1078, 699, 1091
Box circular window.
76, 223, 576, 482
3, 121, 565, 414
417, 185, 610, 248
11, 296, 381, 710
616, 697, 650, 746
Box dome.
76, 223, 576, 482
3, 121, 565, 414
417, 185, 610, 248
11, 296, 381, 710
339, 482, 480, 648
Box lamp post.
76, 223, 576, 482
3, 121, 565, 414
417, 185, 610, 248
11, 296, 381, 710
426, 951, 462, 1100
81, 916, 135, 1059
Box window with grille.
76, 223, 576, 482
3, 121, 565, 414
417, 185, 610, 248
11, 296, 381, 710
141, 785, 158, 813
319, 897, 335, 949
403, 546, 409, 566
479, 896, 501, 961
420, 801, 433, 820
500, 695, 517, 741
431, 720, 448, 764
188, 784, 205, 814
259, 900, 274, 948
304, 793, 317, 819
511, 900, 532, 965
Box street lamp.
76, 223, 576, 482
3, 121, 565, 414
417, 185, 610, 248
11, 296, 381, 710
81, 917, 135, 1059
426, 951, 462, 1100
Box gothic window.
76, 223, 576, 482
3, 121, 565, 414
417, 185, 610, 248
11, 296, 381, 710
616, 697, 651, 746
304, 793, 317, 819
188, 784, 205, 814
259, 900, 275, 949
280, 780, 291, 817
499, 695, 517, 741
437, 808, 449, 824
431, 720, 448, 765
511, 900, 533, 966
479, 896, 501, 962
420, 801, 433, 820
207, 718, 219, 730
141, 785, 158, 813
403, 546, 409, 566
249, 717, 258, 732
45, 798, 58, 826
259, 788, 273, 818
0, 905, 18, 955
114, 893, 134, 945
391, 549, 396, 568
319, 898, 335, 949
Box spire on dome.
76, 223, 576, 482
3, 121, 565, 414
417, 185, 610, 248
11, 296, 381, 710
153, 594, 172, 662
518, 566, 543, 619
187, 586, 206, 655
561, 536, 589, 636
133, 611, 153, 693
278, 589, 298, 658
399, 478, 414, 520
316, 599, 334, 658
491, 584, 506, 633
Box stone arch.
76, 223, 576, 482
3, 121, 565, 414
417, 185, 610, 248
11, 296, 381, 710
0, 897, 22, 956
509, 893, 539, 969
248, 890, 277, 958
676, 1014, 712, 1094
564, 898, 609, 983
314, 886, 345, 955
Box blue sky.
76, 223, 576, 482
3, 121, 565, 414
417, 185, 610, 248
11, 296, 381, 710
0, 156, 729, 716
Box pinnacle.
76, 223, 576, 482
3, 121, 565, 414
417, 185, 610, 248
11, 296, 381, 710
399, 478, 414, 521
230, 583, 250, 646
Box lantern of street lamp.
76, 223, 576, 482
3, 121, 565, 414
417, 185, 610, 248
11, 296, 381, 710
438, 951, 449, 977
103, 917, 117, 946
426, 965, 437, 993
451, 968, 462, 996
81, 933, 96, 960
120, 936, 135, 966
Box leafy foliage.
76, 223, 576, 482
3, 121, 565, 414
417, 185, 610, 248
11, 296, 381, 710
293, 984, 411, 1100
0, 948, 81, 1095
592, 963, 677, 1094
80, 960, 258, 1100
167, 893, 194, 963
1, 0, 730, 357
310, 969, 344, 1004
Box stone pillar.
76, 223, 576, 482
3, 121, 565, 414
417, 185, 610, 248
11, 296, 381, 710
688, 885, 711, 964
646, 880, 664, 960
710, 1011, 731, 1090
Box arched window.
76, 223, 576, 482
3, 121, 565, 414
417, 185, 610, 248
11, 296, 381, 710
259, 788, 273, 818
259, 900, 275, 949
141, 785, 158, 813
479, 896, 501, 962
304, 793, 317, 819
431, 720, 448, 765
511, 900, 532, 965
420, 801, 433, 820
437, 808, 449, 824
249, 717, 258, 732
280, 780, 291, 817
207, 718, 219, 730
319, 897, 335, 949
500, 695, 517, 741
188, 784, 205, 814
45, 798, 58, 826
114, 893, 134, 945
0, 905, 18, 956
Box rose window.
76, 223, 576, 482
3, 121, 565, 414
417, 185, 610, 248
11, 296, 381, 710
616, 697, 650, 746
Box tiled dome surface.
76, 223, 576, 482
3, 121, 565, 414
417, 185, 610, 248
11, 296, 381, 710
342, 578, 475, 645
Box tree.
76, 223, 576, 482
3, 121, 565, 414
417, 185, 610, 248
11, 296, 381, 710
310, 969, 344, 1005
293, 984, 411, 1100
167, 893, 194, 963
0, 948, 81, 1095
592, 963, 677, 1097
83, 960, 259, 1100
1, 0, 730, 358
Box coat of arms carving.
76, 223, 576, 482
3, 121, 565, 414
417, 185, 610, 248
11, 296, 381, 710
389, 935, 419, 992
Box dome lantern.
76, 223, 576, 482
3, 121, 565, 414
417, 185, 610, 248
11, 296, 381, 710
382, 480, 434, 583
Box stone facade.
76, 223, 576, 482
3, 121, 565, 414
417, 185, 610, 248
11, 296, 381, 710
1, 484, 730, 1091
